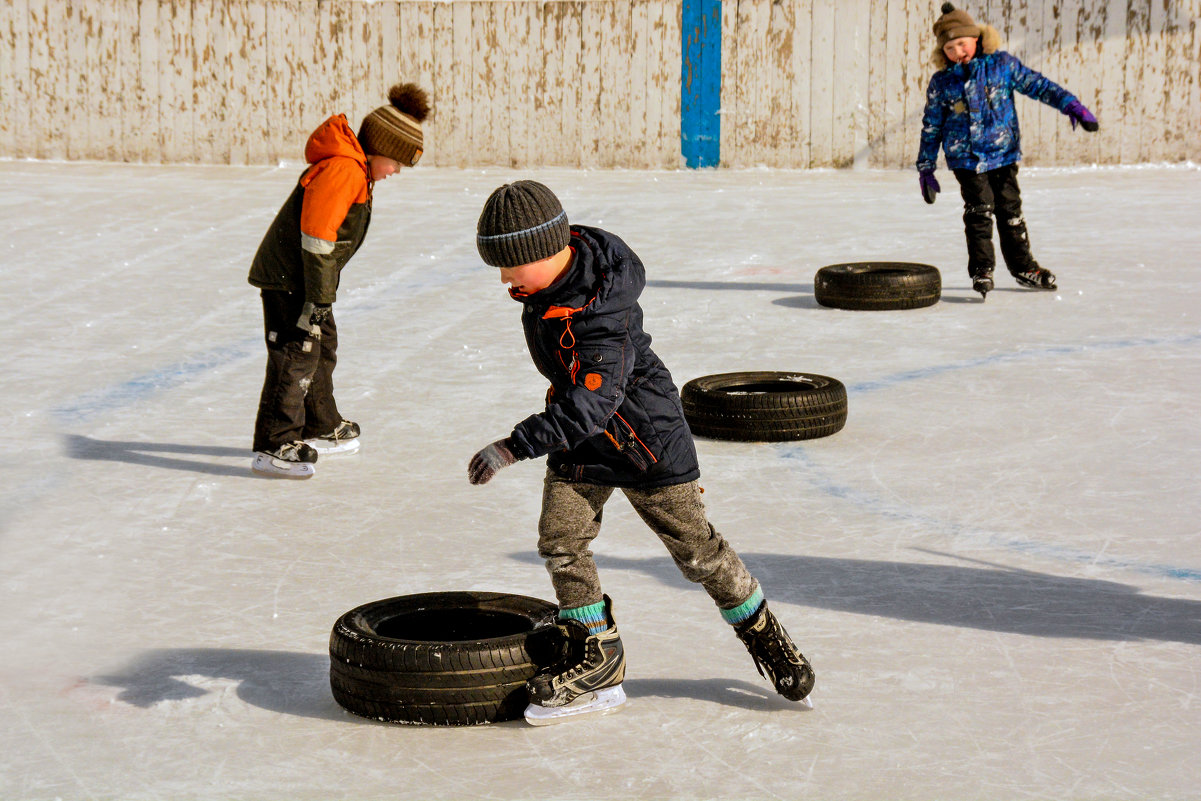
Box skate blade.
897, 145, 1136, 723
251, 454, 315, 479
305, 437, 360, 455
524, 685, 627, 726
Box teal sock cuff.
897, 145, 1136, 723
721, 587, 764, 625
560, 601, 607, 633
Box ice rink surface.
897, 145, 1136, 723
2, 159, 1199, 800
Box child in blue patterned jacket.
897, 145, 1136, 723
916, 3, 1098, 299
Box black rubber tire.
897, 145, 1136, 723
329, 591, 560, 726
682, 371, 847, 442
814, 262, 941, 310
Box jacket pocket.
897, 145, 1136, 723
603, 412, 658, 473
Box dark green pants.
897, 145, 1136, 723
537, 472, 761, 612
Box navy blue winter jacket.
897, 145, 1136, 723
506, 225, 700, 489
917, 50, 1076, 174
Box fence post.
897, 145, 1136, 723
681, 0, 721, 167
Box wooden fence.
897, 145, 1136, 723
1, 0, 1198, 168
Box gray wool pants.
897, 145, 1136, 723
537, 470, 761, 613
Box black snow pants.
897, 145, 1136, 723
252, 290, 343, 453
953, 163, 1038, 279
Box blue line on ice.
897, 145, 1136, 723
51, 267, 473, 424
780, 331, 1201, 583
845, 332, 1201, 395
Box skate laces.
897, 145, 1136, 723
276, 442, 303, 460
329, 420, 357, 441
741, 615, 798, 681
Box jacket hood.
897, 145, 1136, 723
521, 226, 644, 319
304, 114, 367, 165
932, 23, 1001, 69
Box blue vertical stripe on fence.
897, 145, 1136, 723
681, 0, 721, 168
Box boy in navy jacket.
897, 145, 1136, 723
467, 181, 814, 724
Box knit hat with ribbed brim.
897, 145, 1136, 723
933, 3, 981, 46
358, 83, 430, 167
476, 181, 571, 268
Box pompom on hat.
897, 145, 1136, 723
358, 83, 431, 167
933, 3, 981, 47
476, 181, 572, 268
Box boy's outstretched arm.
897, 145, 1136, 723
1008, 54, 1072, 108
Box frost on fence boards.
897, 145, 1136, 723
0, 0, 1198, 167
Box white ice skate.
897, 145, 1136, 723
305, 437, 360, 455
523, 684, 627, 726
305, 419, 361, 455
251, 441, 318, 480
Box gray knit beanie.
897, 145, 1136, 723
476, 181, 571, 268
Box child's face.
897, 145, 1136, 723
367, 155, 401, 181
943, 36, 977, 64
498, 248, 572, 295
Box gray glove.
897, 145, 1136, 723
468, 438, 519, 485
296, 302, 332, 332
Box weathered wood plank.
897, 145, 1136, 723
193, 0, 226, 164
1160, 0, 1188, 161
65, 0, 89, 160
1142, 0, 1168, 162
405, 2, 437, 164
651, 0, 680, 168
578, 1, 603, 166
1188, 0, 1201, 166
808, 0, 833, 166
864, 0, 888, 166
1121, 0, 1150, 163
1, 0, 29, 158
244, 0, 269, 164
904, 0, 930, 172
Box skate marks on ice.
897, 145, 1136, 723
91, 648, 344, 721
514, 552, 1201, 646
62, 434, 249, 478
777, 442, 1201, 585
622, 677, 808, 713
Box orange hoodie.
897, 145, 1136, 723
298, 115, 370, 245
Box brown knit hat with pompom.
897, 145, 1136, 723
358, 83, 431, 167
933, 3, 981, 47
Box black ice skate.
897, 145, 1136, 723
252, 440, 318, 479
972, 270, 995, 300
1011, 266, 1057, 290
735, 601, 815, 705
305, 419, 361, 455
524, 597, 627, 725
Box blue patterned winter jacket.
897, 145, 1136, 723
917, 50, 1076, 174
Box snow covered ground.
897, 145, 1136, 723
2, 159, 1199, 800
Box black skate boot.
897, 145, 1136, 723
1011, 265, 1057, 290
251, 440, 318, 479
971, 269, 995, 300
524, 596, 627, 725
305, 419, 361, 455
735, 601, 815, 703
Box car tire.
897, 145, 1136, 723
329, 591, 560, 726
814, 262, 941, 310
682, 371, 847, 442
